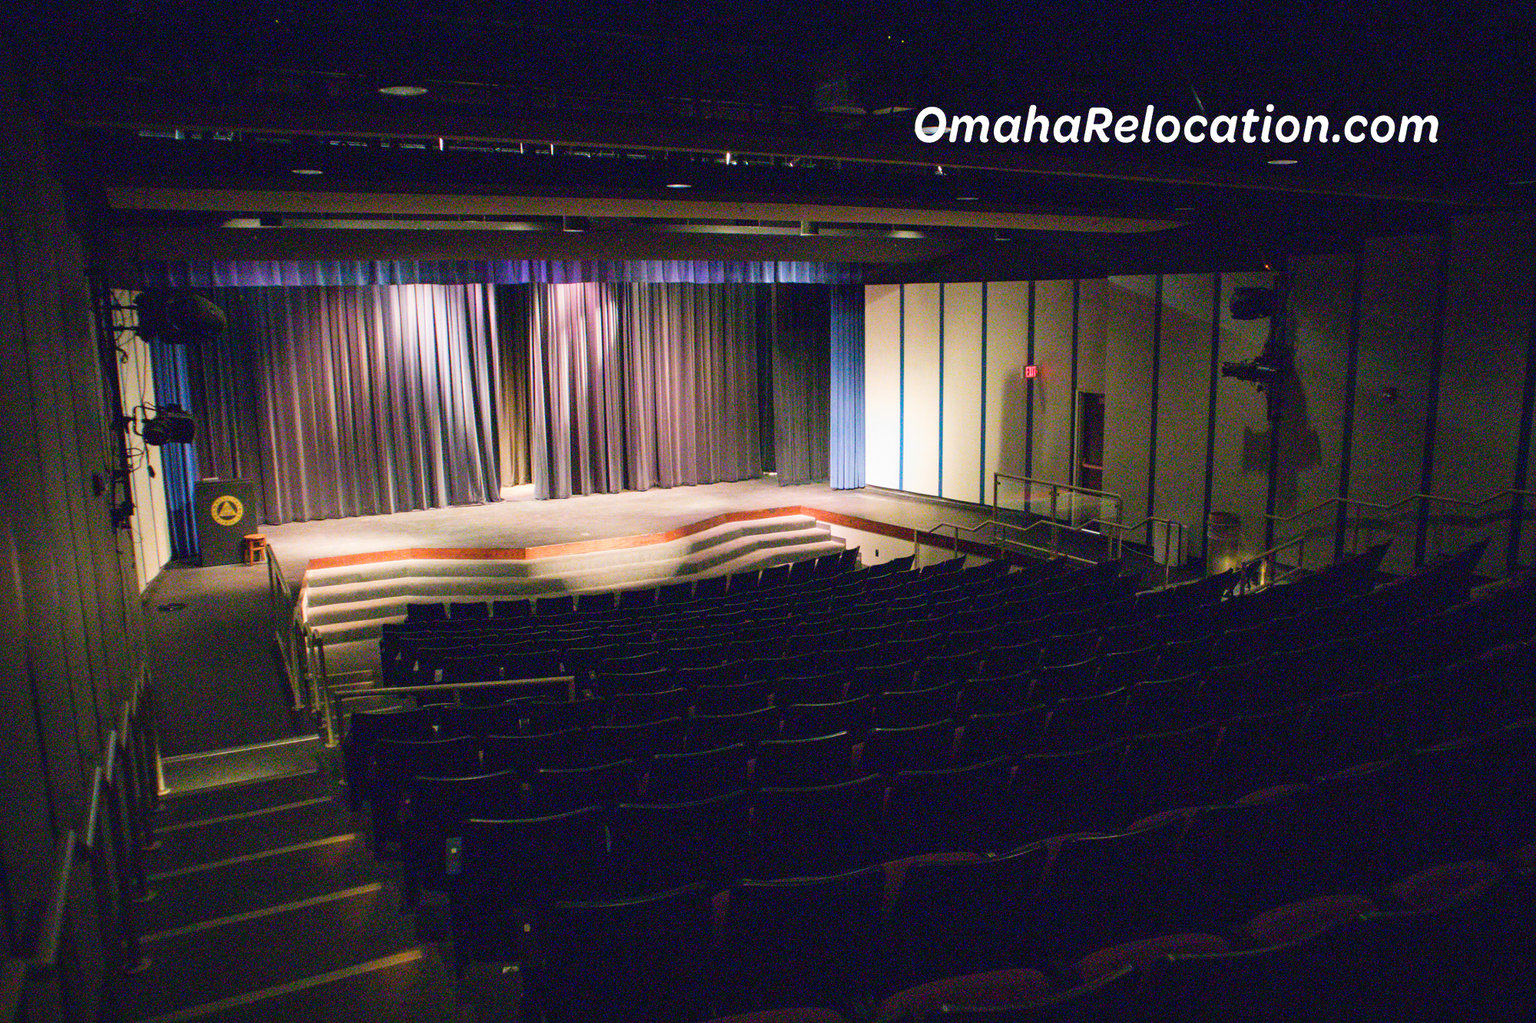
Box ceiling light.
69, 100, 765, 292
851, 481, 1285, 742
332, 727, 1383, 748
1266, 158, 1298, 166
291, 167, 323, 175
993, 230, 1011, 242
955, 194, 979, 202
665, 182, 692, 189
934, 165, 946, 176
378, 85, 428, 97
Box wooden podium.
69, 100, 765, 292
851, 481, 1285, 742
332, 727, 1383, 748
194, 479, 256, 566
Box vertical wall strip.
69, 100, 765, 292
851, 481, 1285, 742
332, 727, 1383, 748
1509, 266, 1536, 572
1024, 280, 1035, 478
1201, 272, 1222, 559
1263, 264, 1289, 553
1336, 249, 1365, 563
1146, 274, 1164, 543
1070, 279, 1080, 486
898, 283, 905, 492
937, 283, 945, 496
1415, 227, 1451, 567
979, 282, 989, 505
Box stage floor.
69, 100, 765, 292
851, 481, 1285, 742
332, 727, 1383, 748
262, 479, 993, 582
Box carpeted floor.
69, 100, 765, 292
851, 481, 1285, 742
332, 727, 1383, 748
146, 562, 309, 756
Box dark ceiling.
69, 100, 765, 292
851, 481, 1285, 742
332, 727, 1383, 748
19, 0, 1535, 279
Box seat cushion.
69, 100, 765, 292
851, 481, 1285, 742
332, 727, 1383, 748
1074, 932, 1231, 983
1241, 894, 1376, 945
877, 968, 1055, 1020
1387, 859, 1501, 912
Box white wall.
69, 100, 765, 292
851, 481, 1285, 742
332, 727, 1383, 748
862, 211, 1536, 578
864, 284, 902, 489
113, 291, 172, 592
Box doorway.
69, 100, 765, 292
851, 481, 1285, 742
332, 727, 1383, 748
1076, 391, 1105, 493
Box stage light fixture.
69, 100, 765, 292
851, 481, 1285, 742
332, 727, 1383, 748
134, 292, 228, 344
141, 405, 196, 445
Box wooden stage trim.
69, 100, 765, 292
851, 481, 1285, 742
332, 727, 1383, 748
295, 505, 1027, 588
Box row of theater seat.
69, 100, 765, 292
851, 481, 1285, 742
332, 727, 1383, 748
340, 541, 1517, 1021
471, 709, 1536, 1022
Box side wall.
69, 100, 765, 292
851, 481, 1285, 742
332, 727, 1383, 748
864, 212, 1536, 574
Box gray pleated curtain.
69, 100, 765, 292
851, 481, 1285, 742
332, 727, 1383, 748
191, 285, 504, 522
530, 282, 763, 499
771, 284, 832, 485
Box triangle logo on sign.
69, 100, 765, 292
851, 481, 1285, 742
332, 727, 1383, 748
211, 496, 244, 527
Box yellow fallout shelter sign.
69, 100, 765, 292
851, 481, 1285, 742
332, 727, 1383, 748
211, 495, 244, 527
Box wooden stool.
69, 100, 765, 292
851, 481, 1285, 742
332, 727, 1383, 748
242, 533, 268, 565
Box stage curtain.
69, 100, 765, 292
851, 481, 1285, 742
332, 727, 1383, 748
529, 282, 627, 499
529, 282, 763, 499
141, 259, 861, 288
771, 284, 831, 486
190, 285, 502, 523
494, 285, 532, 487
147, 338, 202, 559
829, 280, 866, 489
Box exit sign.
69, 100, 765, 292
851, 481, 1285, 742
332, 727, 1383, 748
1024, 364, 1039, 378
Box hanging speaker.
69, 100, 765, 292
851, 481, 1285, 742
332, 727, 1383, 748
135, 292, 227, 344
1228, 286, 1277, 320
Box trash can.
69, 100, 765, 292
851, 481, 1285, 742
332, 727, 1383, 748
1207, 511, 1241, 576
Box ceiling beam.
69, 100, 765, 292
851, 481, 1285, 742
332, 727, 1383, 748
104, 186, 1180, 234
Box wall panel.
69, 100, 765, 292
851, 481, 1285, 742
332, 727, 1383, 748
1031, 280, 1076, 491
1100, 276, 1158, 531
984, 281, 1031, 508
941, 282, 983, 502
1154, 274, 1217, 557
901, 283, 942, 496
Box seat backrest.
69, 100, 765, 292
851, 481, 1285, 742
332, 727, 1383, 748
958, 704, 1048, 761
586, 716, 687, 764
375, 735, 481, 782
645, 743, 751, 801
481, 728, 587, 775
877, 683, 961, 728
754, 730, 856, 786
527, 758, 638, 813
459, 806, 610, 900
726, 864, 885, 951
687, 706, 782, 751
861, 719, 957, 774
780, 697, 874, 742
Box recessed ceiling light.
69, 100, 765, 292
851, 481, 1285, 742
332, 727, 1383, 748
665, 182, 692, 189
1266, 158, 1298, 166
378, 85, 428, 97
955, 195, 979, 202
291, 167, 324, 175
1175, 205, 1195, 212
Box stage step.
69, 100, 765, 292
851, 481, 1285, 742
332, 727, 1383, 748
299, 514, 845, 648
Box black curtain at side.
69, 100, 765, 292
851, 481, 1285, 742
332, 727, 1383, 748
771, 284, 831, 485
530, 282, 762, 499
494, 285, 532, 487
189, 285, 502, 523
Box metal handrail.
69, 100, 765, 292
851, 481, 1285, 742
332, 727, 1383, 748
19, 668, 161, 1018
1091, 516, 1188, 585
322, 675, 578, 746
1265, 487, 1536, 525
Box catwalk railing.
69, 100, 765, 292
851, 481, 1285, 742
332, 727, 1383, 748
15, 668, 162, 1023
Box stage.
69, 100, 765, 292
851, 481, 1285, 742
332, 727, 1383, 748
261, 478, 996, 585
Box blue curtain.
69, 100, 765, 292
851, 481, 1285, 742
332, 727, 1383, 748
140, 259, 860, 288
829, 281, 866, 489
148, 339, 201, 560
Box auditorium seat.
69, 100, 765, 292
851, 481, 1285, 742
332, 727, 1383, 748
754, 730, 857, 786
342, 706, 435, 809
481, 728, 589, 774
587, 716, 687, 765
451, 805, 611, 970
955, 705, 1046, 763
859, 720, 955, 776
608, 685, 692, 725
525, 757, 638, 813
1041, 688, 1126, 751
690, 707, 783, 752
751, 775, 884, 876
719, 866, 885, 1013
645, 743, 751, 802
779, 699, 873, 743
1035, 815, 1188, 957
609, 790, 751, 892
1006, 741, 1127, 843
884, 756, 1012, 856
369, 735, 480, 852
398, 769, 520, 904
521, 696, 604, 733
874, 967, 1060, 1022
882, 844, 1050, 989
876, 683, 961, 728
532, 882, 716, 1023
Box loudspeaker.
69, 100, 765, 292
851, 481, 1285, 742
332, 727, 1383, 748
135, 292, 227, 344
1228, 286, 1277, 320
